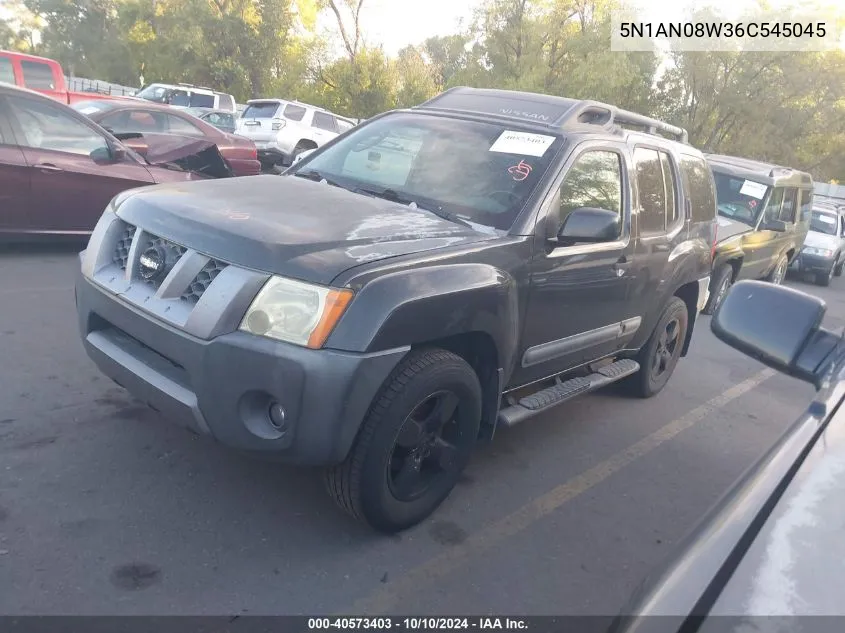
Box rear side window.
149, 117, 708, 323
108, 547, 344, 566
166, 114, 204, 136
243, 102, 281, 119
678, 154, 716, 223
634, 147, 666, 234
779, 188, 798, 223
312, 112, 337, 132
799, 189, 814, 222
190, 93, 214, 108
20, 60, 55, 90
283, 104, 307, 121
217, 94, 235, 111
0, 57, 15, 84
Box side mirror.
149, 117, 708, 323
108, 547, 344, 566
89, 146, 113, 163
711, 280, 839, 388
554, 207, 620, 245
760, 219, 788, 232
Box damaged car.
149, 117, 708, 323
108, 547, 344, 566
0, 83, 232, 237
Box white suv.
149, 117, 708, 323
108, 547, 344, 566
235, 99, 355, 171
135, 83, 237, 112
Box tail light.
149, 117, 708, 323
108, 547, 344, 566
271, 119, 285, 131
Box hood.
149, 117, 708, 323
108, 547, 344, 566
115, 132, 233, 179
804, 229, 839, 250
715, 215, 754, 243
113, 175, 496, 285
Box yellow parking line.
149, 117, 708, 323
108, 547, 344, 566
346, 367, 777, 615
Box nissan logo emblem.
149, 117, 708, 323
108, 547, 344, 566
139, 246, 167, 281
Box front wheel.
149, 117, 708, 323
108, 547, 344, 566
768, 253, 789, 285
325, 348, 482, 533
627, 297, 688, 399
702, 264, 733, 315
834, 255, 843, 277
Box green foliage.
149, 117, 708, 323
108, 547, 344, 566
0, 0, 842, 179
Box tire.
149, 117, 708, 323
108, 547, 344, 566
834, 256, 843, 277
627, 297, 689, 399
702, 264, 733, 315
817, 265, 834, 286
767, 253, 789, 285
324, 348, 482, 533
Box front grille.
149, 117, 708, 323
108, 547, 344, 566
113, 224, 136, 270
137, 234, 188, 288
181, 259, 228, 304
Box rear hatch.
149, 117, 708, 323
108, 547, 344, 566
236, 100, 285, 143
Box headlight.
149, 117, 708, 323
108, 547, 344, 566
803, 246, 834, 257
239, 276, 353, 349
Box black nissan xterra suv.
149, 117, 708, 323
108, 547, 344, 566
75, 87, 717, 533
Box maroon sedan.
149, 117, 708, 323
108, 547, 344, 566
0, 83, 227, 236
73, 99, 261, 177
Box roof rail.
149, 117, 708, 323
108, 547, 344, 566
177, 82, 195, 88
555, 100, 688, 143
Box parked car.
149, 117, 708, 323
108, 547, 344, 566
235, 98, 356, 171
183, 107, 238, 134
72, 99, 260, 177
788, 204, 845, 285
1, 50, 132, 106
75, 86, 716, 533
611, 279, 845, 630
134, 82, 236, 112
0, 84, 232, 237
701, 154, 813, 314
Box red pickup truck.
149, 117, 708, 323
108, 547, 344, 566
0, 50, 132, 106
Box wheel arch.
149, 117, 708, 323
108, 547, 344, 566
673, 281, 699, 357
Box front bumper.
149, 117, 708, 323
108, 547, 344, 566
76, 271, 408, 465
790, 252, 835, 275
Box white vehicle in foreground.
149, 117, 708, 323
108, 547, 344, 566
235, 98, 355, 171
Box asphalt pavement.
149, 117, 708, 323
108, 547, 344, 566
0, 244, 840, 616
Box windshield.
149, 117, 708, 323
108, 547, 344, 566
712, 172, 771, 226
810, 210, 839, 235
290, 112, 563, 231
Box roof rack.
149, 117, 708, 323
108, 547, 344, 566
554, 100, 688, 143
416, 88, 689, 144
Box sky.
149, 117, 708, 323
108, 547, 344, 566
351, 0, 838, 56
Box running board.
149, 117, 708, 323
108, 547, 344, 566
497, 359, 640, 428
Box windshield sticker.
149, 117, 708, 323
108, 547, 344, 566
818, 214, 837, 224
508, 160, 533, 181
739, 180, 767, 200
78, 106, 100, 114
490, 131, 556, 157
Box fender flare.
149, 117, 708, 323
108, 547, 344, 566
325, 263, 521, 379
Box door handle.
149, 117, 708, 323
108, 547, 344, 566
36, 163, 64, 173
613, 255, 630, 276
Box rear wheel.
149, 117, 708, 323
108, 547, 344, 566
627, 297, 688, 399
834, 255, 843, 277
325, 349, 481, 533
702, 265, 733, 315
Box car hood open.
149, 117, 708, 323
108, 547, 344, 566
115, 132, 234, 179
113, 175, 497, 285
